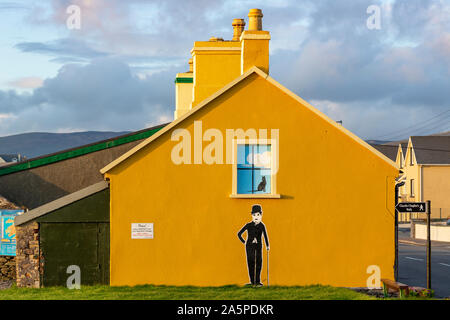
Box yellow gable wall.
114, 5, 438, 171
402, 140, 421, 203
106, 73, 398, 287
422, 166, 450, 219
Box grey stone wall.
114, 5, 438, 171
16, 222, 40, 288
0, 256, 16, 281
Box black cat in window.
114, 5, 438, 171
257, 176, 266, 192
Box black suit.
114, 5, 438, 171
237, 222, 269, 284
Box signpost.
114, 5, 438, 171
395, 202, 426, 213
395, 201, 431, 290
394, 181, 405, 282
426, 200, 431, 290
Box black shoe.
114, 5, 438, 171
244, 283, 254, 287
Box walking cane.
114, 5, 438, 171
254, 251, 256, 286
267, 249, 270, 287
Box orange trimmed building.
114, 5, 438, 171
101, 9, 399, 287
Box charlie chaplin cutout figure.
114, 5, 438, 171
237, 204, 270, 286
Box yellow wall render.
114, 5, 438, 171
403, 140, 420, 201
174, 72, 193, 119
106, 73, 398, 287
395, 145, 403, 169
422, 166, 450, 219
191, 41, 241, 107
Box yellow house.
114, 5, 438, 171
395, 143, 407, 170
398, 136, 450, 221
101, 9, 399, 287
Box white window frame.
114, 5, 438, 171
230, 138, 280, 199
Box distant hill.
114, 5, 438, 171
2, 129, 448, 161
379, 131, 450, 146
365, 140, 391, 145
0, 131, 130, 159
429, 130, 450, 136
368, 131, 450, 147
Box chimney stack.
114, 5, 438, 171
240, 9, 270, 74
174, 59, 194, 119
232, 18, 245, 41
248, 8, 263, 31
188, 58, 193, 72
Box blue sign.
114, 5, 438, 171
0, 210, 23, 256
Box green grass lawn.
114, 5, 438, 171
0, 284, 377, 300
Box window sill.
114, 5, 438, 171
230, 194, 281, 199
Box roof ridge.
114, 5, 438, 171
15, 180, 109, 226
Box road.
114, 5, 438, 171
398, 228, 450, 298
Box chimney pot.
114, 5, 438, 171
248, 8, 263, 31
188, 58, 193, 72
232, 18, 245, 41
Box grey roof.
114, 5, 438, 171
15, 180, 109, 226
383, 139, 408, 146
373, 131, 450, 163
382, 140, 408, 158
371, 144, 398, 161
0, 154, 22, 163
400, 142, 408, 157
410, 136, 450, 164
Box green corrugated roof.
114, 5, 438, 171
0, 124, 166, 177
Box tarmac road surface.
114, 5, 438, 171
399, 228, 450, 298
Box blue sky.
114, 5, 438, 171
0, 0, 449, 139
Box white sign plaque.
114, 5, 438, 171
131, 223, 154, 239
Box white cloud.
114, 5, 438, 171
0, 58, 175, 136
1, 0, 449, 141
7, 77, 44, 89
0, 113, 16, 120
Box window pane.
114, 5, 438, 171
236, 144, 272, 195
237, 169, 253, 194
253, 169, 271, 194
253, 145, 271, 169
237, 145, 252, 169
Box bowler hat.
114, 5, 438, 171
251, 204, 262, 214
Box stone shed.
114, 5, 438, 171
15, 181, 109, 287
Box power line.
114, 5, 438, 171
370, 143, 450, 153
376, 108, 450, 139
392, 113, 450, 137
383, 114, 450, 141
375, 108, 450, 140
408, 118, 450, 137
